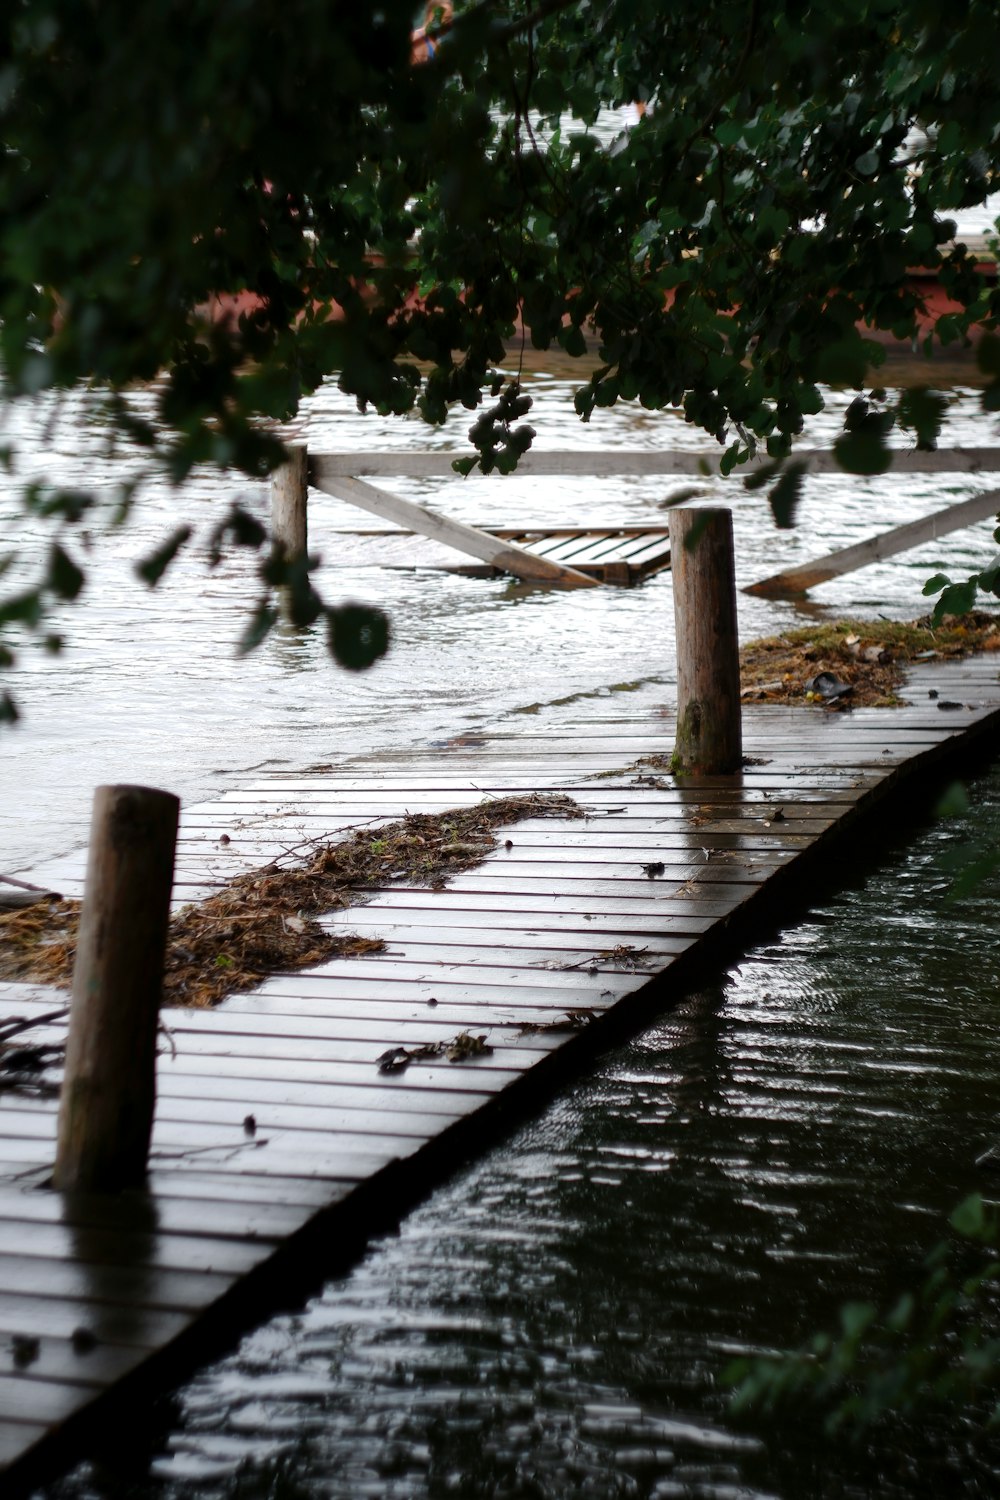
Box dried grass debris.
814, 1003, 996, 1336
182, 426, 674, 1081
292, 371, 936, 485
739, 614, 1000, 708
0, 793, 580, 1009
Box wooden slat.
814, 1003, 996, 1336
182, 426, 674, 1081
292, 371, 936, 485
312, 448, 1000, 478
567, 533, 668, 566
0, 1378, 101, 1429
747, 487, 1000, 596
0, 1185, 312, 1245
0, 1424, 49, 1467
617, 532, 675, 565
0, 1253, 235, 1312
0, 1337, 141, 1389
0, 1220, 269, 1279
530, 533, 620, 565
311, 474, 599, 588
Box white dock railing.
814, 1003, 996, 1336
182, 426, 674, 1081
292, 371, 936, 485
271, 446, 1000, 595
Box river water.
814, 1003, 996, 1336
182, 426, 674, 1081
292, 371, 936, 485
5, 367, 1000, 1497
39, 762, 1000, 1500
3, 373, 999, 873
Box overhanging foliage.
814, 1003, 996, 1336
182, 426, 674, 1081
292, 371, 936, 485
4, 0, 1000, 712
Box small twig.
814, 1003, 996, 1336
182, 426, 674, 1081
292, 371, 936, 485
157, 1018, 177, 1061
0, 873, 61, 895
0, 1007, 70, 1045
150, 1138, 269, 1160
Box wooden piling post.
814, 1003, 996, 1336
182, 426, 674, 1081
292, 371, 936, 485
669, 507, 742, 774
54, 785, 179, 1193
270, 444, 309, 558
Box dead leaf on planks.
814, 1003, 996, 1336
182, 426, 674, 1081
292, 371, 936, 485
377, 1031, 494, 1073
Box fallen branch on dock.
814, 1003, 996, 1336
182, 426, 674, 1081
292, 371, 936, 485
0, 793, 581, 1007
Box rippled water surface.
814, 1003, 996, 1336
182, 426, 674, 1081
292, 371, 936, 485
39, 761, 1000, 1499
3, 373, 1000, 871
6, 347, 1000, 1498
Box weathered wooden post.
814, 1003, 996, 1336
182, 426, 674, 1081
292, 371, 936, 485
270, 443, 309, 559
54, 785, 179, 1193
668, 506, 742, 774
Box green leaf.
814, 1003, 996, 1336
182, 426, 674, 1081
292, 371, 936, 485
328, 603, 391, 671
922, 572, 951, 597
743, 461, 780, 493
977, 334, 1000, 377
886, 1292, 915, 1333
898, 388, 948, 451
768, 461, 808, 529
839, 1301, 877, 1340
934, 781, 970, 818
0, 590, 43, 629
208, 506, 268, 567
47, 544, 85, 601
236, 601, 278, 656
932, 579, 977, 622
950, 1194, 987, 1241
816, 338, 870, 388
559, 324, 587, 358
833, 431, 893, 475
977, 555, 1000, 596
135, 526, 193, 587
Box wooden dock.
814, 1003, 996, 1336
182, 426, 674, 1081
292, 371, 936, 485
2, 653, 1000, 1490
316, 525, 673, 584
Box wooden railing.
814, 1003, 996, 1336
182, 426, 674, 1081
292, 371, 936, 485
272, 445, 1000, 595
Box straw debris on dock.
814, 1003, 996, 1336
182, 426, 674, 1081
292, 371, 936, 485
0, 793, 581, 1008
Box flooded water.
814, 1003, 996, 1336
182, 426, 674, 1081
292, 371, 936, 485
38, 759, 1000, 1500
2, 373, 999, 873
5, 359, 1000, 1498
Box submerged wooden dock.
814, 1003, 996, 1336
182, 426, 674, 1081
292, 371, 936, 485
2, 652, 1000, 1489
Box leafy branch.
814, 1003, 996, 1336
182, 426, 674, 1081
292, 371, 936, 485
726, 1194, 1000, 1435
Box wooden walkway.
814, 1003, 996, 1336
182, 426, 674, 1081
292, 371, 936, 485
2, 654, 1000, 1489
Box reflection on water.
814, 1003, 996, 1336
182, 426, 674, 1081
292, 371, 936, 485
39, 764, 1000, 1500
2, 376, 1000, 872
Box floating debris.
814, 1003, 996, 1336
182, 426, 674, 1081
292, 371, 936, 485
376, 1031, 494, 1073
0, 794, 581, 1008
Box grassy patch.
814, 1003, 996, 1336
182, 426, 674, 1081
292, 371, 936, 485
739, 613, 1000, 708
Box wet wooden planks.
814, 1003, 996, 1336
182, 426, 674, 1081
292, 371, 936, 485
2, 655, 1000, 1489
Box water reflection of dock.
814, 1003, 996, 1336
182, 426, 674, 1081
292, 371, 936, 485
2, 657, 1000, 1489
